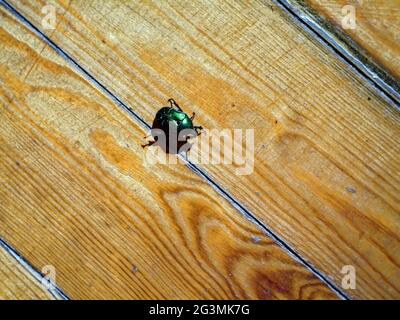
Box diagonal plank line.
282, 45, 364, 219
1, 0, 151, 133
0, 0, 350, 300
0, 236, 70, 300
273, 0, 400, 108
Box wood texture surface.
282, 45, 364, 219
0, 7, 339, 299
0, 245, 53, 300
5, 0, 399, 299
306, 0, 400, 79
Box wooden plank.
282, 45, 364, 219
0, 244, 53, 300
5, 0, 400, 299
275, 0, 400, 104
305, 0, 400, 80
0, 8, 338, 299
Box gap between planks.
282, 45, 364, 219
0, 0, 356, 299
0, 237, 69, 300
273, 0, 400, 107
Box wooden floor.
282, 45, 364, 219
0, 0, 399, 300
306, 0, 400, 79
0, 244, 53, 300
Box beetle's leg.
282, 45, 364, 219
168, 98, 183, 111
194, 126, 203, 136
141, 140, 156, 148
190, 112, 195, 120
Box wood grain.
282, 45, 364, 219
0, 8, 338, 299
6, 0, 400, 299
305, 0, 400, 80
0, 245, 53, 300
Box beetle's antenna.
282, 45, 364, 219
168, 98, 183, 111
190, 112, 195, 120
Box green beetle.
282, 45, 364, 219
142, 99, 202, 154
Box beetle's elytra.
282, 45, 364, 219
142, 99, 203, 154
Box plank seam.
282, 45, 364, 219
1, 0, 349, 300
273, 0, 400, 108
0, 236, 69, 300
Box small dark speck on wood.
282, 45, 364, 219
346, 187, 356, 194
131, 265, 139, 273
